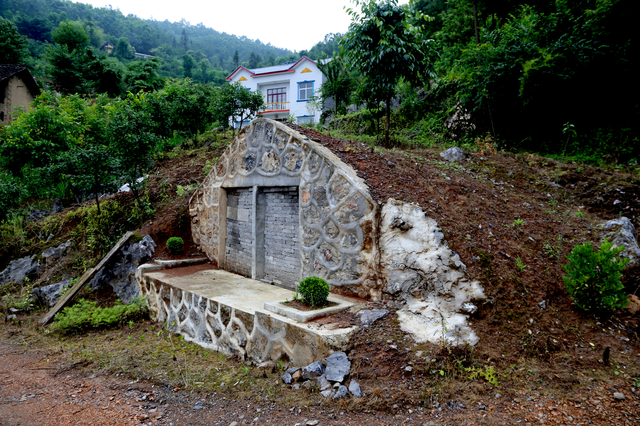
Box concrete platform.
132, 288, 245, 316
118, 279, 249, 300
136, 261, 360, 366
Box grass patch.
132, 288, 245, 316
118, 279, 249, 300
50, 297, 148, 334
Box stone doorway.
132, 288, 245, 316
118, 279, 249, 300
224, 188, 253, 277
223, 186, 300, 289
260, 187, 300, 289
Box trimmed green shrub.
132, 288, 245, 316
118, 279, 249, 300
166, 236, 184, 254
563, 239, 629, 313
50, 297, 148, 334
297, 276, 330, 308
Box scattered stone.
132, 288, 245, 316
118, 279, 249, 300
324, 352, 351, 383
440, 147, 467, 162
229, 422, 238, 426
292, 383, 300, 390
404, 366, 413, 373
348, 380, 362, 398
333, 385, 348, 399
41, 240, 72, 265
307, 421, 319, 426
291, 370, 303, 382
600, 217, 640, 266
0, 255, 41, 287
317, 375, 331, 391
320, 389, 334, 398
626, 294, 640, 315
91, 235, 156, 303
31, 279, 72, 307
357, 309, 389, 325
193, 404, 204, 410
281, 372, 293, 384
301, 380, 313, 390
302, 361, 325, 380
613, 392, 625, 401
6, 314, 17, 321
538, 300, 546, 310
286, 367, 301, 374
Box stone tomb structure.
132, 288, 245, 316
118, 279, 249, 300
137, 118, 486, 365
189, 118, 377, 294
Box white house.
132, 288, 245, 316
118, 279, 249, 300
225, 56, 326, 125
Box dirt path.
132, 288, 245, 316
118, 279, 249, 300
2, 339, 639, 426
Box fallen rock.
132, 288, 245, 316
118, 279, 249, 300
31, 279, 72, 307
324, 351, 351, 383
281, 372, 293, 384
41, 240, 72, 265
301, 380, 313, 390
317, 374, 331, 391
91, 235, 156, 303
291, 370, 303, 382
0, 255, 41, 287
600, 217, 640, 266
357, 309, 389, 325
626, 294, 640, 315
333, 385, 348, 399
613, 392, 625, 400
320, 389, 334, 398
302, 361, 325, 380
440, 147, 466, 162
348, 380, 362, 397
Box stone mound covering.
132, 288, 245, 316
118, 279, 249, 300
188, 118, 485, 346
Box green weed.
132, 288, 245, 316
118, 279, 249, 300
50, 297, 148, 334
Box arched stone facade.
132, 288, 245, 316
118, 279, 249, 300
189, 118, 379, 298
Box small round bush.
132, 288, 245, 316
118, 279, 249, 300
298, 276, 330, 307
563, 239, 629, 313
166, 237, 184, 254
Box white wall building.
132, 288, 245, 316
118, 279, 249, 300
226, 56, 326, 126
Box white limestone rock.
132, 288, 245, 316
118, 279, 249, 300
600, 217, 640, 266
380, 199, 485, 346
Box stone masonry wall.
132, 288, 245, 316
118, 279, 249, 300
190, 118, 379, 298
263, 187, 300, 288
225, 188, 253, 277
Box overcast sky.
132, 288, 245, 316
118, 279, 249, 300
71, 0, 372, 52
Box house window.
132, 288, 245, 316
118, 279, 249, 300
267, 88, 287, 103
298, 81, 314, 101
297, 115, 314, 125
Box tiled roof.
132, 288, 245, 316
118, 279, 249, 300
0, 65, 40, 95
0, 65, 28, 82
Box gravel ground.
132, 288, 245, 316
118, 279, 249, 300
2, 341, 639, 426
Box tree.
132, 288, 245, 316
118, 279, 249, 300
317, 57, 353, 115
0, 17, 29, 64
341, 0, 431, 146
232, 50, 240, 68
125, 58, 164, 93
107, 92, 160, 208
214, 82, 263, 136
182, 53, 194, 78
51, 21, 90, 51
66, 143, 117, 215
114, 37, 135, 60
248, 52, 261, 68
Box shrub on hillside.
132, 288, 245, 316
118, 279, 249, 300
297, 276, 330, 308
166, 236, 184, 254
563, 239, 629, 313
